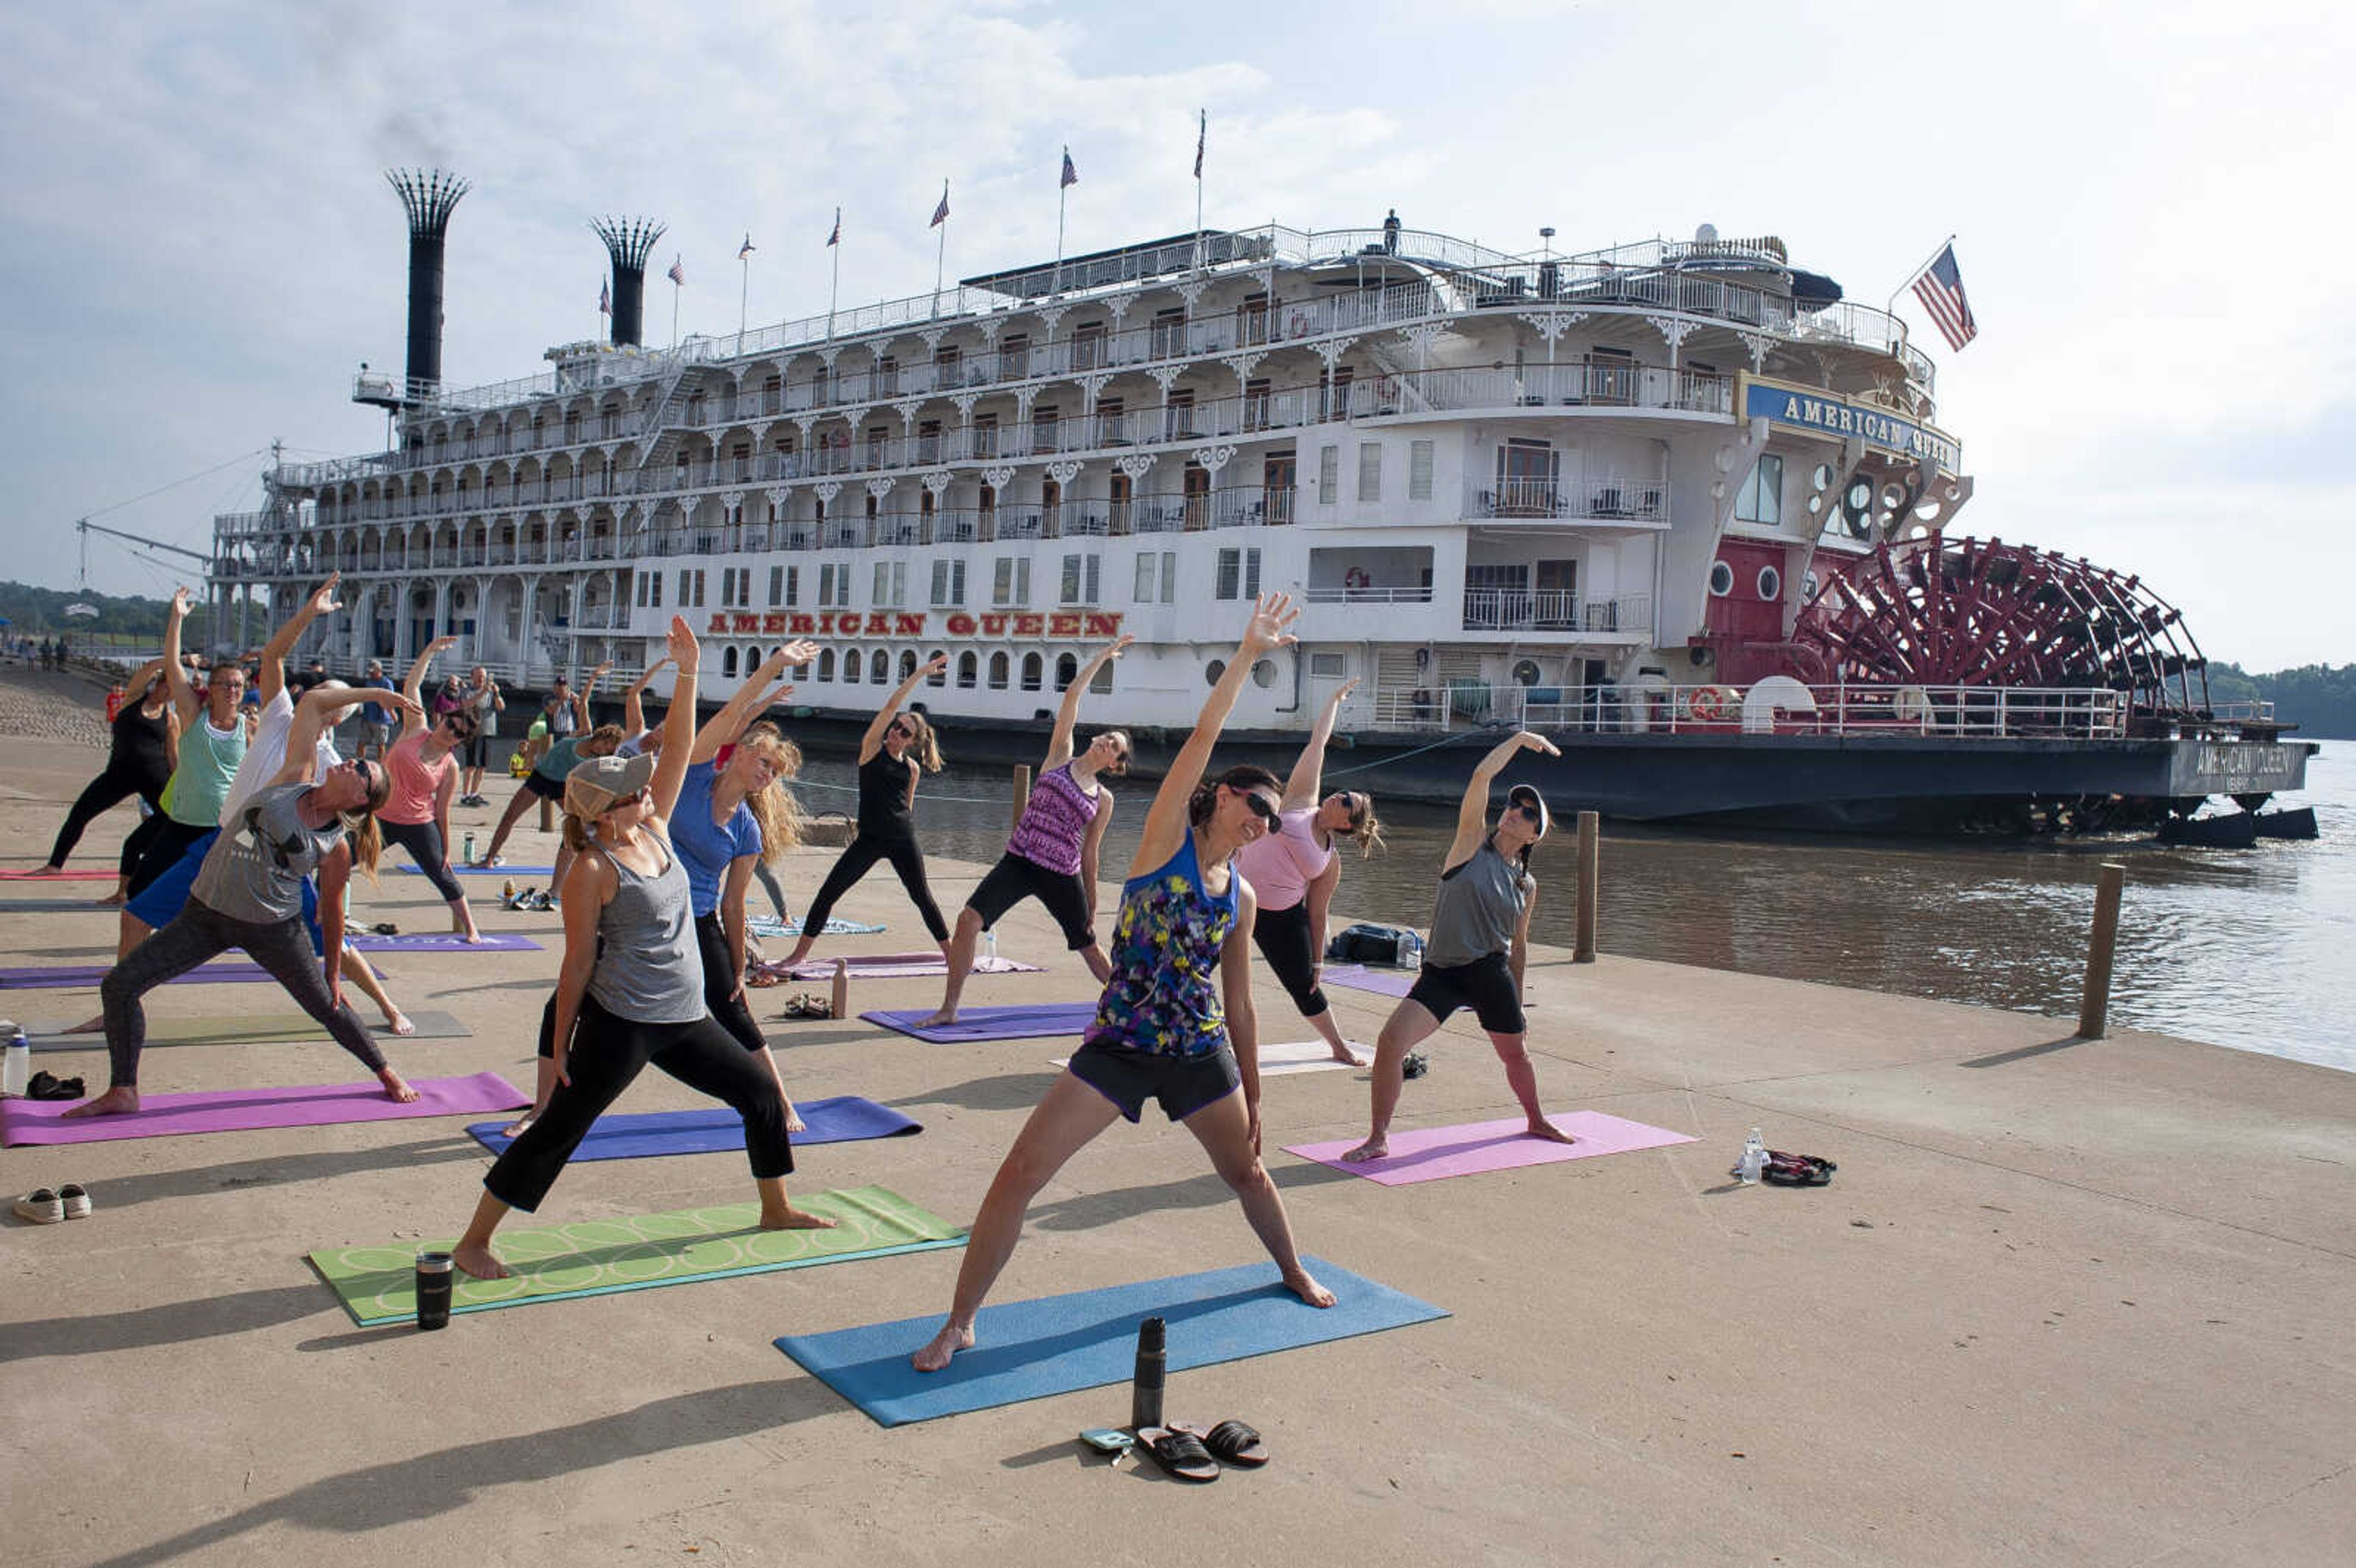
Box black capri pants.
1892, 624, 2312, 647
490, 992, 792, 1213
48, 761, 169, 874
379, 818, 465, 903
1250, 900, 1330, 1018
126, 817, 218, 900
799, 833, 950, 943
966, 851, 1098, 950
696, 910, 767, 1052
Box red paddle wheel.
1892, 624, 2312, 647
1790, 533, 2212, 720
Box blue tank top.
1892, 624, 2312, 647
1085, 829, 1238, 1059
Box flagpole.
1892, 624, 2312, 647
671, 274, 680, 350
1055, 146, 1069, 298
933, 180, 949, 319
1193, 109, 1206, 274
739, 253, 750, 348
1885, 233, 1957, 314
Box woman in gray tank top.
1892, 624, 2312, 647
451, 618, 833, 1282
1341, 730, 1576, 1163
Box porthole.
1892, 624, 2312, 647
1205, 658, 1227, 686
1707, 561, 1734, 596
1512, 659, 1542, 687
1250, 659, 1277, 688
1757, 566, 1782, 601
1802, 571, 1822, 603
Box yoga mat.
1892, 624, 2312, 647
1050, 1039, 1361, 1078
464, 1095, 923, 1160
863, 1002, 1098, 1043
32, 1008, 471, 1049
0, 933, 532, 987
1285, 1112, 1697, 1186
396, 863, 556, 877
0, 897, 118, 913
0, 868, 117, 882
774, 952, 1039, 981
749, 915, 885, 938
1322, 963, 1416, 999
311, 1185, 962, 1326
347, 931, 542, 953
0, 1070, 528, 1147
774, 1255, 1447, 1428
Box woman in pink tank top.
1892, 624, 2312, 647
374, 637, 486, 941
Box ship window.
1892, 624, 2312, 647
818, 649, 836, 682
1409, 440, 1434, 501
1215, 547, 1261, 601
988, 651, 1009, 690
1250, 659, 1277, 689
722, 647, 739, 680
932, 559, 966, 607
1134, 554, 1157, 602
1309, 652, 1347, 678
1204, 658, 1226, 687
1055, 652, 1079, 691
1709, 561, 1734, 596
957, 651, 978, 689
871, 649, 891, 683
901, 650, 918, 682
1802, 571, 1821, 603
1758, 565, 1782, 601
1736, 454, 1784, 528
1021, 652, 1044, 692
841, 647, 861, 683
927, 648, 949, 686
1160, 551, 1177, 602
1357, 442, 1382, 502
1319, 445, 1339, 505
1090, 658, 1114, 694
769, 566, 785, 607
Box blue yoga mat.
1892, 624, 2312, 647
863, 1003, 1098, 1043
774, 1255, 1447, 1426
464, 1095, 922, 1159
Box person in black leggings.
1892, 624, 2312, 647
373, 636, 485, 940
781, 654, 952, 966
45, 658, 176, 897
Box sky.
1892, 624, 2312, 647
2, 0, 2350, 671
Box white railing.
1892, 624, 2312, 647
1468, 476, 1671, 525
1303, 585, 1435, 605
1360, 682, 2128, 739
1458, 590, 1653, 634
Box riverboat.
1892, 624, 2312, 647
207, 173, 2312, 831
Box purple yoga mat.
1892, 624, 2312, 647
1285, 1112, 1697, 1186
0, 933, 537, 988
1322, 963, 1415, 999
0, 1070, 529, 1146
776, 952, 1040, 982
348, 931, 542, 953
862, 1002, 1098, 1043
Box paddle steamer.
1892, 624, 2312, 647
207, 173, 2311, 830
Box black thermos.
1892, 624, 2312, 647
415, 1250, 455, 1331
1130, 1315, 1166, 1429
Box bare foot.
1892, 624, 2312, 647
381, 1009, 416, 1037
499, 1112, 537, 1139
782, 941, 814, 967
758, 1205, 838, 1231
94, 890, 126, 908
456, 924, 483, 943
452, 1242, 510, 1280
914, 1009, 958, 1029
1284, 1267, 1338, 1308
1328, 1039, 1368, 1067
378, 1067, 422, 1103
912, 1320, 974, 1373
61, 1085, 140, 1119
62, 1013, 104, 1036
1339, 1137, 1388, 1163
1525, 1118, 1576, 1145
784, 1105, 807, 1135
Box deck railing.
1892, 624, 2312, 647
1360, 682, 2128, 739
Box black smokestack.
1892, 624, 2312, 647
593, 216, 665, 348
386, 168, 469, 395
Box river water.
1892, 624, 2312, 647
789, 738, 2352, 1075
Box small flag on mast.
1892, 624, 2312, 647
666, 255, 685, 286
1911, 242, 1977, 352
738, 233, 755, 261
598, 280, 610, 315
826, 207, 840, 247
931, 182, 950, 228
1060, 147, 1078, 188
1194, 109, 1206, 180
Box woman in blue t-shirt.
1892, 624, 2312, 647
912, 595, 1336, 1375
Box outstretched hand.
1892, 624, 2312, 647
664, 616, 701, 674
1239, 592, 1301, 655
169, 586, 193, 618
1325, 676, 1361, 710
308, 574, 343, 616
920, 653, 950, 678
779, 639, 821, 667
1514, 729, 1561, 758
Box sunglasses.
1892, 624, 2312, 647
1234, 788, 1280, 826
1511, 801, 1544, 824
348, 759, 378, 794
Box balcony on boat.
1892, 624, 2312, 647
1460, 588, 1653, 637
1468, 477, 1670, 526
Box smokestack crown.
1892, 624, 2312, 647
593, 215, 666, 350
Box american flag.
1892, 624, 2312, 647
826, 207, 840, 247
1193, 109, 1206, 180
1060, 148, 1078, 189
931, 182, 949, 228
666, 256, 684, 286
598, 280, 610, 315
1911, 242, 1977, 352
737, 233, 755, 261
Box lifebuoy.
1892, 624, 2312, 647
1690, 685, 1732, 722
1344, 567, 1372, 591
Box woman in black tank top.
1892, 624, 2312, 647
44, 658, 177, 894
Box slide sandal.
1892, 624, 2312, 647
1135, 1426, 1219, 1483
1190, 1419, 1269, 1467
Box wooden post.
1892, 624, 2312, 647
1011, 763, 1033, 834
537, 797, 554, 834
2076, 861, 2126, 1039
1573, 809, 1599, 963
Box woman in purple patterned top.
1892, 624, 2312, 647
912, 597, 1336, 1375
918, 635, 1133, 1027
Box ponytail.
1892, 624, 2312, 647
899, 709, 944, 773
337, 810, 383, 884
1347, 797, 1387, 858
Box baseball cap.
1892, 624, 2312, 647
564, 751, 658, 818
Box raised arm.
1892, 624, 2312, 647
690, 639, 820, 764
160, 589, 202, 728
271, 685, 413, 790
647, 620, 700, 819
858, 654, 949, 764
1444, 730, 1560, 870
120, 656, 169, 702
1044, 633, 1133, 771
574, 661, 612, 729
1130, 593, 1298, 875
399, 637, 458, 739
258, 575, 342, 707
622, 657, 671, 742
1282, 676, 1359, 810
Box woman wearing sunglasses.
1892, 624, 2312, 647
67, 686, 421, 1119
374, 636, 487, 942
780, 653, 953, 968
1236, 677, 1385, 1066
918, 634, 1134, 1029
1341, 731, 1572, 1163
914, 594, 1335, 1374
451, 618, 831, 1280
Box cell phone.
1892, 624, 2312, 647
1077, 1428, 1135, 1454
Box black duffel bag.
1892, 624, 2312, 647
1325, 923, 1425, 967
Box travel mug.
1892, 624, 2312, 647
415, 1250, 455, 1330
1130, 1315, 1166, 1431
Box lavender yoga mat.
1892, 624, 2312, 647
863, 1002, 1098, 1043
1322, 963, 1416, 999
0, 933, 537, 988
0, 1070, 529, 1147
464, 1095, 922, 1160
775, 952, 1039, 981
1285, 1112, 1697, 1186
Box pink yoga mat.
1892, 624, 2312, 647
772, 952, 1041, 981
0, 1071, 529, 1146
0, 868, 117, 882
1285, 1112, 1696, 1186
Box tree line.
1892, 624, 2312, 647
2204, 662, 2356, 742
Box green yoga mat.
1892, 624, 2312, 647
309, 1185, 963, 1326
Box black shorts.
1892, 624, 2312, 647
523, 769, 566, 801
1068, 1037, 1240, 1124
463, 734, 492, 771
967, 851, 1096, 950
1405, 953, 1526, 1035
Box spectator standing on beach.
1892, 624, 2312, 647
356, 663, 395, 759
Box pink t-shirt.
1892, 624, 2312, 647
379, 731, 455, 826
1234, 807, 1333, 912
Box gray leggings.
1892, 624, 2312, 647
100, 895, 387, 1090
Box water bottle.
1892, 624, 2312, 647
984, 928, 998, 966
1736, 1127, 1766, 1185
463, 831, 478, 864
2, 1026, 28, 1099
502, 877, 517, 904
1130, 1316, 1166, 1431
1399, 931, 1424, 971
